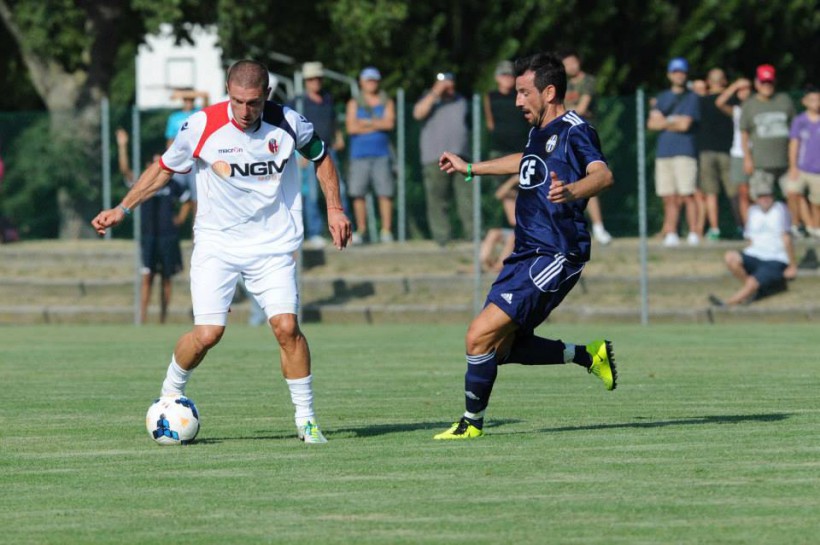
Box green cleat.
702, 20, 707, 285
587, 340, 617, 391
434, 417, 484, 440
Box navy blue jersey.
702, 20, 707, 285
141, 177, 191, 237
514, 110, 606, 263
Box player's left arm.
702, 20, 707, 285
548, 162, 613, 203
314, 153, 352, 249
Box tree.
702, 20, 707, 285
0, 0, 215, 237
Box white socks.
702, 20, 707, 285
161, 355, 191, 396
286, 375, 316, 426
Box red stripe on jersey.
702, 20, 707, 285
158, 157, 191, 174
193, 101, 231, 159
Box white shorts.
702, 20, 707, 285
190, 242, 298, 326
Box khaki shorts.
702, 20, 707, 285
698, 151, 734, 197
784, 170, 820, 204
655, 156, 697, 197
749, 168, 787, 199
730, 156, 749, 185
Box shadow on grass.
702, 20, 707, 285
333, 418, 522, 438
536, 412, 791, 434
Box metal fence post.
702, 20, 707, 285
397, 88, 406, 242
131, 106, 142, 325
636, 88, 649, 326
472, 93, 483, 316
101, 97, 112, 240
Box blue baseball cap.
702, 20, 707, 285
667, 57, 689, 73
359, 67, 381, 81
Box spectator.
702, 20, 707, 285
740, 64, 798, 232
561, 49, 612, 245
291, 62, 348, 248
647, 57, 701, 247
413, 71, 472, 246
165, 88, 209, 216
165, 88, 210, 148
116, 128, 191, 324
787, 85, 820, 238
696, 68, 737, 240
716, 77, 753, 230
708, 189, 796, 307
345, 66, 396, 244
479, 175, 517, 272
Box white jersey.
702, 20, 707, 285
161, 101, 325, 252
743, 201, 791, 264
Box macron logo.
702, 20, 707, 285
501, 293, 513, 304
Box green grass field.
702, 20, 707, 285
1, 323, 819, 544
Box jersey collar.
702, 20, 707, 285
227, 103, 263, 133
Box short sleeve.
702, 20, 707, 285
285, 107, 327, 162
789, 115, 802, 139
161, 110, 205, 174
569, 124, 607, 173
681, 93, 700, 121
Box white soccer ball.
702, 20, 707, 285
145, 396, 200, 445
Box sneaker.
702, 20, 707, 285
686, 232, 700, 246
807, 227, 820, 239
350, 232, 364, 246
297, 420, 328, 444
586, 340, 617, 391
708, 294, 726, 307
706, 228, 721, 241
593, 224, 613, 245
433, 417, 484, 440
305, 235, 327, 249
662, 232, 680, 247
379, 230, 394, 243
790, 225, 809, 239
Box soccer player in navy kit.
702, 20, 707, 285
435, 52, 617, 440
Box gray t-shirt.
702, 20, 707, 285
739, 93, 795, 169
417, 92, 469, 164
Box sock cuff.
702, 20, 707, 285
286, 374, 312, 386
466, 351, 496, 365
171, 355, 191, 376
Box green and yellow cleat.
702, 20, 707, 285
434, 417, 484, 440
586, 340, 618, 391
297, 420, 328, 444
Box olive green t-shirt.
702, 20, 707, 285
565, 73, 596, 119
739, 93, 795, 169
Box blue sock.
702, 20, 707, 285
464, 351, 498, 425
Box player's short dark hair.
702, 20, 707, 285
804, 84, 819, 95
514, 52, 567, 99
227, 60, 269, 90
558, 48, 580, 61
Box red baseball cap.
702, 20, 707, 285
756, 64, 776, 83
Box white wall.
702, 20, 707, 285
136, 24, 227, 109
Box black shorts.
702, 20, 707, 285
141, 235, 183, 277
742, 253, 786, 292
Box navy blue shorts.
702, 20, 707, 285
486, 252, 584, 335
742, 253, 786, 292
141, 235, 183, 277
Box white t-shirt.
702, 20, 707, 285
730, 105, 744, 158
743, 201, 791, 264
161, 101, 325, 252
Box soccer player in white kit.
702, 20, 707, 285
92, 60, 352, 443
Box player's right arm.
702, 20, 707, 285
91, 162, 174, 235
439, 151, 522, 177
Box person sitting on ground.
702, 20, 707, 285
708, 189, 797, 307
480, 175, 518, 272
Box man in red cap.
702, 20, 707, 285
739, 64, 798, 231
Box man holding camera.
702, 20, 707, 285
413, 71, 473, 246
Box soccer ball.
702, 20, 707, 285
145, 396, 200, 445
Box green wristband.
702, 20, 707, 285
465, 163, 473, 182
